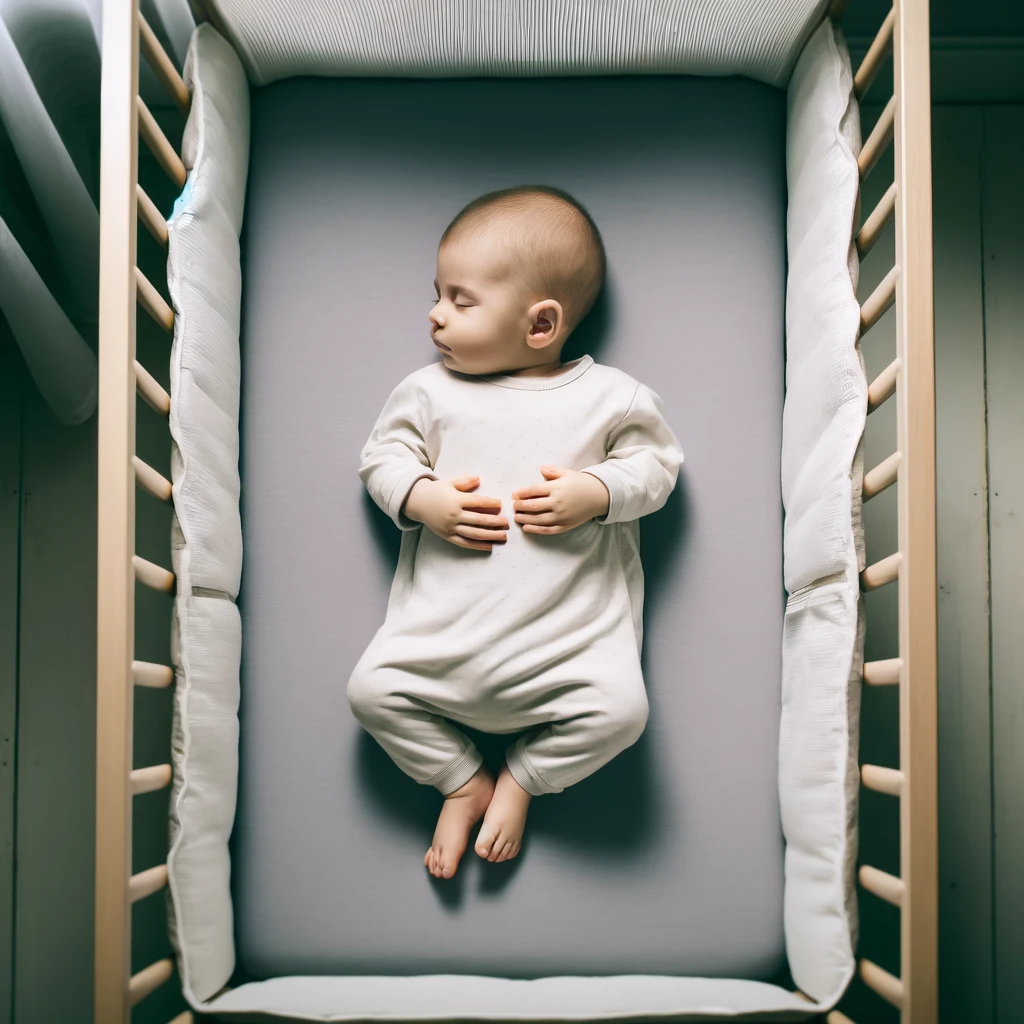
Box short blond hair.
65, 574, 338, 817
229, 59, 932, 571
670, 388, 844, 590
440, 185, 606, 333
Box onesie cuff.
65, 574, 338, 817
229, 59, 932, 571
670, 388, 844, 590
505, 738, 562, 796
388, 465, 439, 531
580, 464, 624, 525
429, 746, 484, 796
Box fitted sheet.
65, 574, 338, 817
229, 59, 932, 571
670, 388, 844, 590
231, 73, 789, 981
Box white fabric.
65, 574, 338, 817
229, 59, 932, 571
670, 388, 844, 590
347, 356, 683, 797
208, 0, 830, 88
778, 19, 864, 1004
167, 13, 864, 1021
204, 975, 816, 1022
166, 23, 250, 1005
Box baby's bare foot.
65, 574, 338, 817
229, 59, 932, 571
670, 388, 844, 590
425, 767, 495, 880
475, 763, 531, 864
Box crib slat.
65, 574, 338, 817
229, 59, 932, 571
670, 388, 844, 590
168, 1014, 193, 1024
857, 182, 897, 257
137, 95, 187, 188
137, 184, 168, 248
133, 660, 174, 689
859, 95, 896, 179
861, 552, 902, 591
862, 763, 904, 797
129, 863, 168, 903
132, 455, 173, 504
134, 267, 174, 332
864, 658, 902, 685
867, 357, 900, 413
826, 1012, 857, 1024
131, 764, 172, 796
859, 864, 905, 907
129, 958, 174, 1006
864, 452, 901, 501
134, 359, 170, 418
854, 7, 895, 100
861, 266, 899, 335
139, 14, 190, 115
133, 554, 175, 594
859, 958, 904, 1009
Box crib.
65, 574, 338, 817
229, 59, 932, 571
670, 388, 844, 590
94, 0, 937, 1021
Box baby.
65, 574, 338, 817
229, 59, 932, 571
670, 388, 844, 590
347, 185, 683, 880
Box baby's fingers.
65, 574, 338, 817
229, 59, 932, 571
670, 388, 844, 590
512, 497, 554, 513
521, 523, 569, 535
447, 534, 497, 551
455, 524, 507, 544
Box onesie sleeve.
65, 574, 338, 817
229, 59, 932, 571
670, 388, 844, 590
358, 376, 439, 531
580, 382, 684, 525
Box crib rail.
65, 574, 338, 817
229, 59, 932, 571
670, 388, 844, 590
834, 0, 938, 1020
94, 0, 935, 1022
96, 0, 191, 1020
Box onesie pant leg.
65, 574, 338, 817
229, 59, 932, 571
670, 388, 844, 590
503, 663, 650, 797
347, 659, 483, 796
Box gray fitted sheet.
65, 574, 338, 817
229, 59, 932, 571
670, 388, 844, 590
234, 75, 787, 982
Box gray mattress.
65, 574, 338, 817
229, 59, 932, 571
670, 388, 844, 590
234, 74, 787, 982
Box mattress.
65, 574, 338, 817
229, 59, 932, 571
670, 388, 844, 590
232, 73, 788, 980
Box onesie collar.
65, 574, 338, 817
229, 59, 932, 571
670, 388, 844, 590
477, 354, 594, 391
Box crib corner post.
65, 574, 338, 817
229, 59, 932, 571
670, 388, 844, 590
95, 0, 140, 1021
893, 0, 939, 1019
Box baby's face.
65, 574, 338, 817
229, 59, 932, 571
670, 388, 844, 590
429, 237, 533, 376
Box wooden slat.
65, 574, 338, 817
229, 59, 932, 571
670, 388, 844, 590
138, 14, 190, 114
136, 184, 168, 248
129, 863, 168, 903
128, 957, 173, 1007
862, 763, 904, 797
132, 659, 173, 689
859, 958, 905, 1009
136, 95, 186, 188
859, 94, 897, 180
861, 551, 902, 591
134, 266, 174, 332
864, 657, 902, 685
168, 1014, 193, 1024
134, 359, 170, 418
864, 451, 901, 501
894, 0, 939, 1017
867, 357, 900, 413
860, 863, 906, 907
132, 455, 172, 504
130, 763, 171, 796
860, 266, 899, 335
95, 0, 139, 1019
132, 554, 175, 594
854, 7, 895, 100
857, 182, 897, 257
826, 1012, 856, 1024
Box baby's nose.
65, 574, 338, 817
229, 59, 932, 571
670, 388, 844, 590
429, 308, 444, 327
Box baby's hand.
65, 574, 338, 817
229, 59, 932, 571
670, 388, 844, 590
402, 476, 508, 551
512, 466, 610, 535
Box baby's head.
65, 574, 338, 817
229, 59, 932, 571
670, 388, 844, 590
430, 185, 605, 376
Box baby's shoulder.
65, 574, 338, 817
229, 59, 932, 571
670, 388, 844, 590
587, 360, 645, 397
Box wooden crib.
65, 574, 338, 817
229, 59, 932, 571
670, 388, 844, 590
94, 0, 938, 1019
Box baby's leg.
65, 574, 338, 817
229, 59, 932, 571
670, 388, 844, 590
476, 667, 649, 862
347, 660, 488, 878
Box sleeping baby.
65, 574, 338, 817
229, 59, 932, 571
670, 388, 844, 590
347, 185, 684, 880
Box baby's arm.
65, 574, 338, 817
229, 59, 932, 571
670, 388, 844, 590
580, 382, 684, 524
358, 376, 439, 531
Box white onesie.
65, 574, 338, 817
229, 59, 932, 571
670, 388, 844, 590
347, 353, 684, 797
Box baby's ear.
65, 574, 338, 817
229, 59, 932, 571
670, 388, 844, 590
526, 299, 564, 346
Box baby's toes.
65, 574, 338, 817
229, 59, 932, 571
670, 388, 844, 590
487, 833, 507, 862
474, 829, 496, 859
